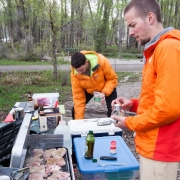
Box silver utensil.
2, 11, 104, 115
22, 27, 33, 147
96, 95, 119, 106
97, 162, 126, 167
83, 118, 100, 122
92, 158, 126, 167
12, 167, 29, 173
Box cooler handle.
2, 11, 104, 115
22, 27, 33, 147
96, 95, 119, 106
108, 130, 115, 135
81, 132, 88, 137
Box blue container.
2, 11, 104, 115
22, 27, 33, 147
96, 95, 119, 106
73, 136, 139, 180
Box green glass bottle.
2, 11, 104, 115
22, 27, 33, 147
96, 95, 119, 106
84, 130, 95, 159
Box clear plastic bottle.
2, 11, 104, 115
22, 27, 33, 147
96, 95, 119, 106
110, 140, 117, 154
112, 104, 124, 116
54, 120, 72, 155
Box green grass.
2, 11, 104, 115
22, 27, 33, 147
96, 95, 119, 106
116, 72, 141, 82
0, 59, 49, 65
0, 57, 70, 65
0, 70, 72, 120
0, 70, 141, 121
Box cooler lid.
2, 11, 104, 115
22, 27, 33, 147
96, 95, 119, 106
32, 93, 59, 98
68, 118, 122, 136
73, 136, 139, 173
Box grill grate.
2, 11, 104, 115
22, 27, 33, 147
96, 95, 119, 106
24, 147, 72, 179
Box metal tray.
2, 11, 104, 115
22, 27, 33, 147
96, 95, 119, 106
24, 147, 72, 179
24, 134, 74, 180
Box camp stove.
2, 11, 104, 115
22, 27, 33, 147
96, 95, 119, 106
9, 113, 75, 180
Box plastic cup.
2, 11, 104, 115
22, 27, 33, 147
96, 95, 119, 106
93, 91, 104, 105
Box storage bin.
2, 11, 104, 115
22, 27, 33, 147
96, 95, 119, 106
73, 136, 139, 180
32, 93, 59, 107
68, 118, 122, 163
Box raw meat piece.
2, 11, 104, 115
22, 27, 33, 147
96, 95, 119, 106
28, 173, 44, 180
33, 149, 44, 157
47, 171, 71, 180
59, 171, 71, 179
29, 165, 49, 178
46, 157, 66, 166
29, 165, 45, 174
26, 156, 43, 166
43, 148, 56, 159
51, 148, 67, 158
27, 162, 41, 167
46, 165, 61, 174
56, 158, 66, 166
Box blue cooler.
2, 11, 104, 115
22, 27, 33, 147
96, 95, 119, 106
73, 136, 139, 180
68, 118, 122, 164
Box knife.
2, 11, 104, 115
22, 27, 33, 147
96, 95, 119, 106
100, 156, 117, 160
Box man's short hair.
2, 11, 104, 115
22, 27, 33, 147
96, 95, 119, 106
124, 0, 162, 23
71, 52, 86, 68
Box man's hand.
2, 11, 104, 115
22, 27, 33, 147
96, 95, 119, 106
111, 114, 128, 130
111, 97, 133, 111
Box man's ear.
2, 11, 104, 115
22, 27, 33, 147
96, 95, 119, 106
147, 12, 155, 24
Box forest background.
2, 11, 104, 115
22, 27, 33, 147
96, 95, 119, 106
0, 0, 179, 79
0, 0, 180, 118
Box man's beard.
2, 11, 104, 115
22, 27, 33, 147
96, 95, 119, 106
140, 38, 150, 46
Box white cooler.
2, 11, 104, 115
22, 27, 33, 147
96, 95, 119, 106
68, 118, 122, 163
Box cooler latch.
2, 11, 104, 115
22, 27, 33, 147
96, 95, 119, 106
108, 130, 115, 135
81, 132, 88, 137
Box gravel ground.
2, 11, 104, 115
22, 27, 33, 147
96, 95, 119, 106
64, 82, 141, 180
1, 68, 179, 179
64, 81, 180, 180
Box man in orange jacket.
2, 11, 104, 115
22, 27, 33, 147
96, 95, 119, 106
111, 0, 180, 180
71, 51, 118, 120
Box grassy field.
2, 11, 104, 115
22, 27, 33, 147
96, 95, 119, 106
0, 70, 72, 120
0, 57, 70, 66
0, 68, 141, 121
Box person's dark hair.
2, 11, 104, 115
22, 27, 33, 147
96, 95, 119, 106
124, 0, 162, 23
71, 52, 86, 68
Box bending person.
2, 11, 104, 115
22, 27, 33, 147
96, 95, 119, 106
71, 51, 118, 120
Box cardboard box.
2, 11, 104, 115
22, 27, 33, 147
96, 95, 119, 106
38, 107, 62, 132
73, 136, 139, 180
39, 114, 62, 132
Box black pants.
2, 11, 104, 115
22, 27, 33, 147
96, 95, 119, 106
71, 88, 117, 119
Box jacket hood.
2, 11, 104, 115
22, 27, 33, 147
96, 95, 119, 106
145, 27, 180, 50
143, 27, 180, 62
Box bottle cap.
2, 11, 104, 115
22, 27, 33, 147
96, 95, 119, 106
111, 140, 116, 146
114, 104, 120, 107
89, 130, 93, 134
92, 159, 97, 163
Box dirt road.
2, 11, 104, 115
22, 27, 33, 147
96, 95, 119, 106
0, 59, 144, 72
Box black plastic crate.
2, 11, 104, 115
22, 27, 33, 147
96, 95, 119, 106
0, 120, 22, 166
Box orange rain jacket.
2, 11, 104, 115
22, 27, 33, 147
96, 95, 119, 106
71, 50, 118, 119
125, 28, 180, 161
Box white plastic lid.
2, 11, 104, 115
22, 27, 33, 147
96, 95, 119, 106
60, 120, 66, 125
32, 93, 59, 98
